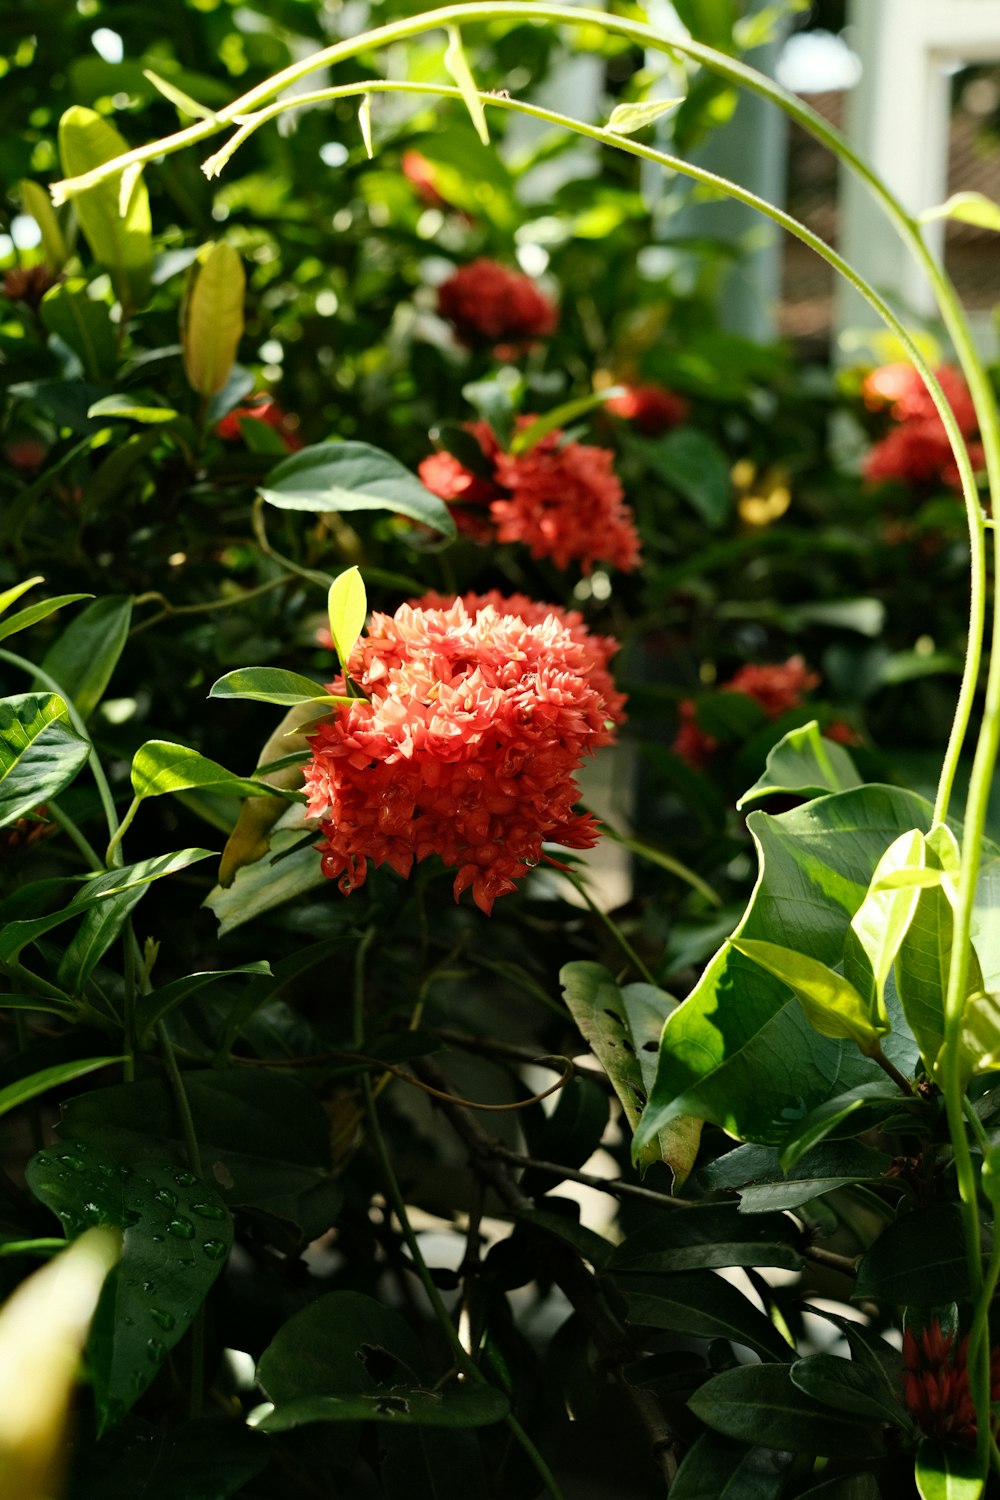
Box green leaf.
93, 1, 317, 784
515, 1207, 612, 1271
638, 427, 732, 529
37, 595, 133, 721
636, 785, 929, 1150
919, 191, 1000, 233
443, 26, 489, 146
612, 1269, 793, 1362
86, 395, 180, 424
606, 97, 684, 135
134, 964, 271, 1046
789, 1352, 911, 1430
205, 820, 328, 936
130, 741, 300, 804
57, 106, 152, 312
258, 1386, 509, 1431
0, 1057, 123, 1121
957, 991, 1000, 1080
509, 387, 625, 455
560, 961, 701, 1185
737, 721, 863, 810
181, 242, 246, 397
19, 179, 69, 270
260, 441, 457, 539
326, 566, 367, 671
777, 1081, 919, 1174
0, 593, 92, 646
848, 828, 925, 1025
0, 849, 214, 965
0, 692, 90, 827
208, 667, 351, 708
69, 1419, 268, 1500
730, 939, 884, 1050
0, 577, 45, 616
781, 1477, 881, 1500
40, 280, 117, 381
258, 1288, 426, 1403
609, 1203, 804, 1273
687, 1364, 884, 1457
26, 1143, 232, 1432
462, 374, 518, 448
669, 1433, 790, 1500
854, 1205, 971, 1306
61, 1069, 343, 1247
915, 1438, 985, 1500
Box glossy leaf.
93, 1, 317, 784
606, 97, 684, 134
777, 1081, 918, 1173
326, 566, 367, 671
790, 1352, 911, 1429
258, 1386, 509, 1431
738, 720, 863, 810
207, 820, 328, 935
915, 1439, 985, 1500
86, 395, 179, 424
26, 1143, 232, 1432
849, 829, 925, 1025
443, 26, 489, 146
854, 1205, 971, 1306
208, 667, 351, 708
687, 1363, 884, 1456
39, 280, 116, 382
0, 1057, 123, 1121
38, 595, 133, 721
19, 179, 69, 269
669, 1432, 790, 1500
259, 442, 457, 538
637, 785, 930, 1150
0, 693, 90, 828
730, 938, 884, 1050
0, 593, 92, 646
181, 242, 246, 397
0, 578, 45, 616
258, 1290, 425, 1404
57, 107, 151, 311
560, 961, 700, 1184
0, 849, 214, 964
613, 1269, 793, 1362
609, 1203, 804, 1273
130, 741, 300, 805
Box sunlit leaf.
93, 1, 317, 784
919, 191, 1000, 233
444, 27, 489, 146
181, 242, 246, 397
259, 442, 456, 539
57, 107, 151, 312
209, 668, 351, 709
0, 693, 89, 829
326, 567, 367, 672
606, 97, 684, 135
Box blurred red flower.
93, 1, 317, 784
437, 259, 557, 349
304, 596, 621, 914
215, 395, 303, 451
673, 656, 821, 767
862, 363, 982, 492
607, 383, 690, 437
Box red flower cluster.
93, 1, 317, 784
304, 595, 623, 914
215, 395, 303, 451
418, 420, 641, 573
437, 259, 557, 350
902, 1320, 1000, 1448
607, 383, 689, 437
674, 656, 821, 768
862, 362, 983, 491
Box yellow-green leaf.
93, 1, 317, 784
919, 191, 1000, 233
56, 107, 151, 313
142, 69, 216, 121
444, 26, 489, 146
327, 567, 367, 672
358, 96, 374, 161
850, 829, 925, 1025
730, 938, 885, 1051
605, 97, 684, 136
19, 180, 68, 271
0, 579, 44, 618
181, 242, 246, 397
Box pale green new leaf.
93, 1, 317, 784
730, 939, 884, 1050
142, 69, 217, 120
181, 241, 246, 397
326, 567, 367, 671
915, 1437, 985, 1500
509, 387, 625, 456
919, 191, 1000, 233
0, 1057, 124, 1121
358, 95, 374, 159
444, 26, 489, 146
19, 179, 69, 269
57, 106, 151, 312
0, 578, 44, 616
606, 97, 684, 135
849, 829, 925, 1025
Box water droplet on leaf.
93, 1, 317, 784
166, 1217, 194, 1240
201, 1239, 227, 1261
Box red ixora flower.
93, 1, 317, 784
215, 395, 303, 451
418, 419, 641, 573
673, 655, 821, 768
437, 259, 558, 350
862, 363, 984, 492
606, 383, 690, 437
902, 1319, 1000, 1448
304, 595, 623, 914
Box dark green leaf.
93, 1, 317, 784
40, 279, 117, 381
613, 1270, 793, 1362
0, 593, 92, 646
777, 1081, 922, 1173
687, 1363, 884, 1456
257, 1384, 509, 1431
205, 822, 328, 935
790, 1352, 911, 1429
70, 1418, 268, 1500
516, 1207, 613, 1270
0, 692, 90, 827
854, 1205, 971, 1306
135, 964, 271, 1047
258, 1289, 426, 1404
259, 442, 456, 538
669, 1432, 790, 1500
37, 596, 133, 721
26, 1143, 232, 1431
0, 1056, 123, 1120
609, 1204, 804, 1273
640, 427, 732, 528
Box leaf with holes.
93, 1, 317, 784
26, 1141, 232, 1433
561, 961, 700, 1184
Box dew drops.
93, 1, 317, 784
154, 1189, 177, 1209
97, 1163, 115, 1179
34, 1154, 49, 1167
201, 1239, 227, 1261
174, 1172, 197, 1188
142, 1281, 155, 1293
166, 1217, 194, 1240
146, 1338, 166, 1363
149, 1307, 175, 1331
190, 1202, 226, 1221
151, 1234, 164, 1243
58, 1153, 86, 1172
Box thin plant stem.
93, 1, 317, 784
561, 870, 657, 987
128, 574, 292, 639
47, 800, 104, 867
